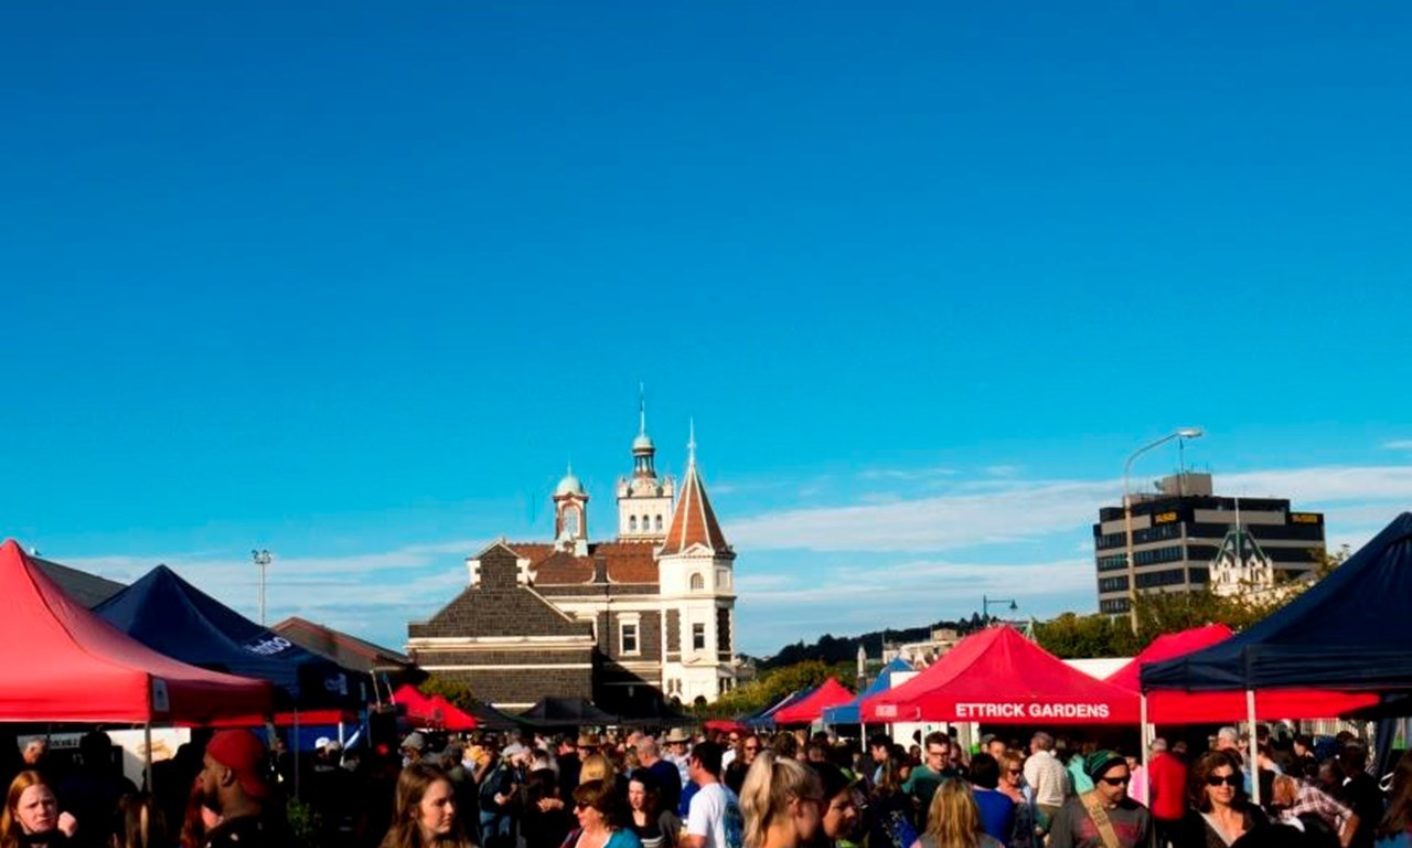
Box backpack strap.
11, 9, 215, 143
1079, 791, 1122, 848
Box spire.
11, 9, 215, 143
631, 386, 656, 476
687, 418, 697, 466
659, 425, 730, 557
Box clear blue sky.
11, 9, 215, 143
3, 2, 1412, 653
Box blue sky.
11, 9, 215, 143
3, 2, 1412, 654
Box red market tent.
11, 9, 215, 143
861, 626, 1139, 725
771, 678, 854, 725
0, 539, 275, 724
428, 695, 478, 731
1107, 624, 1377, 723
393, 685, 479, 730
705, 719, 746, 734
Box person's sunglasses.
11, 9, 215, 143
1007, 770, 1023, 776
1099, 776, 1130, 787
1206, 774, 1242, 788
575, 802, 591, 810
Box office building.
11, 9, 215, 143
1092, 472, 1326, 613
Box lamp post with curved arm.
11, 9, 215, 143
1122, 428, 1203, 632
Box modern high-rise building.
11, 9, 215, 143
1092, 472, 1326, 614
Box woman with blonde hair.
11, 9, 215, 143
912, 779, 1002, 848
580, 754, 618, 787
379, 763, 476, 848
739, 751, 823, 848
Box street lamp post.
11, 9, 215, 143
1122, 428, 1203, 633
982, 594, 1018, 623
252, 549, 272, 626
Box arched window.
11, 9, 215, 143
655, 515, 663, 531
629, 516, 638, 532
642, 514, 650, 529
690, 573, 705, 591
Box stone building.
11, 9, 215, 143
406, 409, 739, 710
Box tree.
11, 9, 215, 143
697, 659, 853, 718
1036, 549, 1348, 659
420, 674, 478, 711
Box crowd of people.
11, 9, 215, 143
4, 722, 1412, 848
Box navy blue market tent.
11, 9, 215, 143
743, 686, 815, 730
94, 565, 361, 708
822, 658, 914, 725
1143, 513, 1412, 693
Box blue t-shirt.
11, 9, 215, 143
972, 787, 1016, 844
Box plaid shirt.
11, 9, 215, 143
1283, 784, 1353, 831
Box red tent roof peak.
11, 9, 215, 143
771, 678, 854, 725
0, 539, 274, 723
862, 625, 1140, 724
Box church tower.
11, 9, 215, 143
616, 390, 675, 541
656, 424, 737, 704
553, 465, 590, 556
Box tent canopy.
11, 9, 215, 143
392, 685, 478, 730
744, 687, 815, 729
518, 697, 619, 727
824, 658, 914, 725
0, 539, 275, 723
862, 626, 1139, 724
772, 678, 854, 725
95, 565, 360, 708
1143, 513, 1412, 693
1110, 625, 1376, 722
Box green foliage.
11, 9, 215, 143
697, 659, 855, 718
1036, 547, 1350, 659
420, 674, 478, 711
762, 618, 983, 670
1032, 612, 1140, 659
286, 796, 316, 848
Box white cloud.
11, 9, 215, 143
856, 465, 957, 482
729, 464, 1412, 554
1382, 440, 1412, 451
64, 540, 486, 650
734, 557, 1093, 654
730, 479, 1111, 552
1221, 465, 1412, 504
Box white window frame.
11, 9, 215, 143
692, 622, 706, 652
619, 614, 642, 656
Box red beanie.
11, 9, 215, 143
206, 730, 270, 798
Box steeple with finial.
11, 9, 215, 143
616, 385, 675, 541
632, 383, 657, 479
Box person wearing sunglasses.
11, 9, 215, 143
567, 780, 642, 848
1181, 750, 1268, 848
1048, 751, 1152, 848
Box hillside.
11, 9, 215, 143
757, 613, 988, 669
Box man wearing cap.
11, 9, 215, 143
200, 730, 287, 848
1048, 751, 1152, 848
401, 732, 427, 768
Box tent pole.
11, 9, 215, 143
1246, 689, 1260, 807
1139, 694, 1150, 806
294, 709, 301, 802
143, 722, 153, 792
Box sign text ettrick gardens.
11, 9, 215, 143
954, 702, 1112, 719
